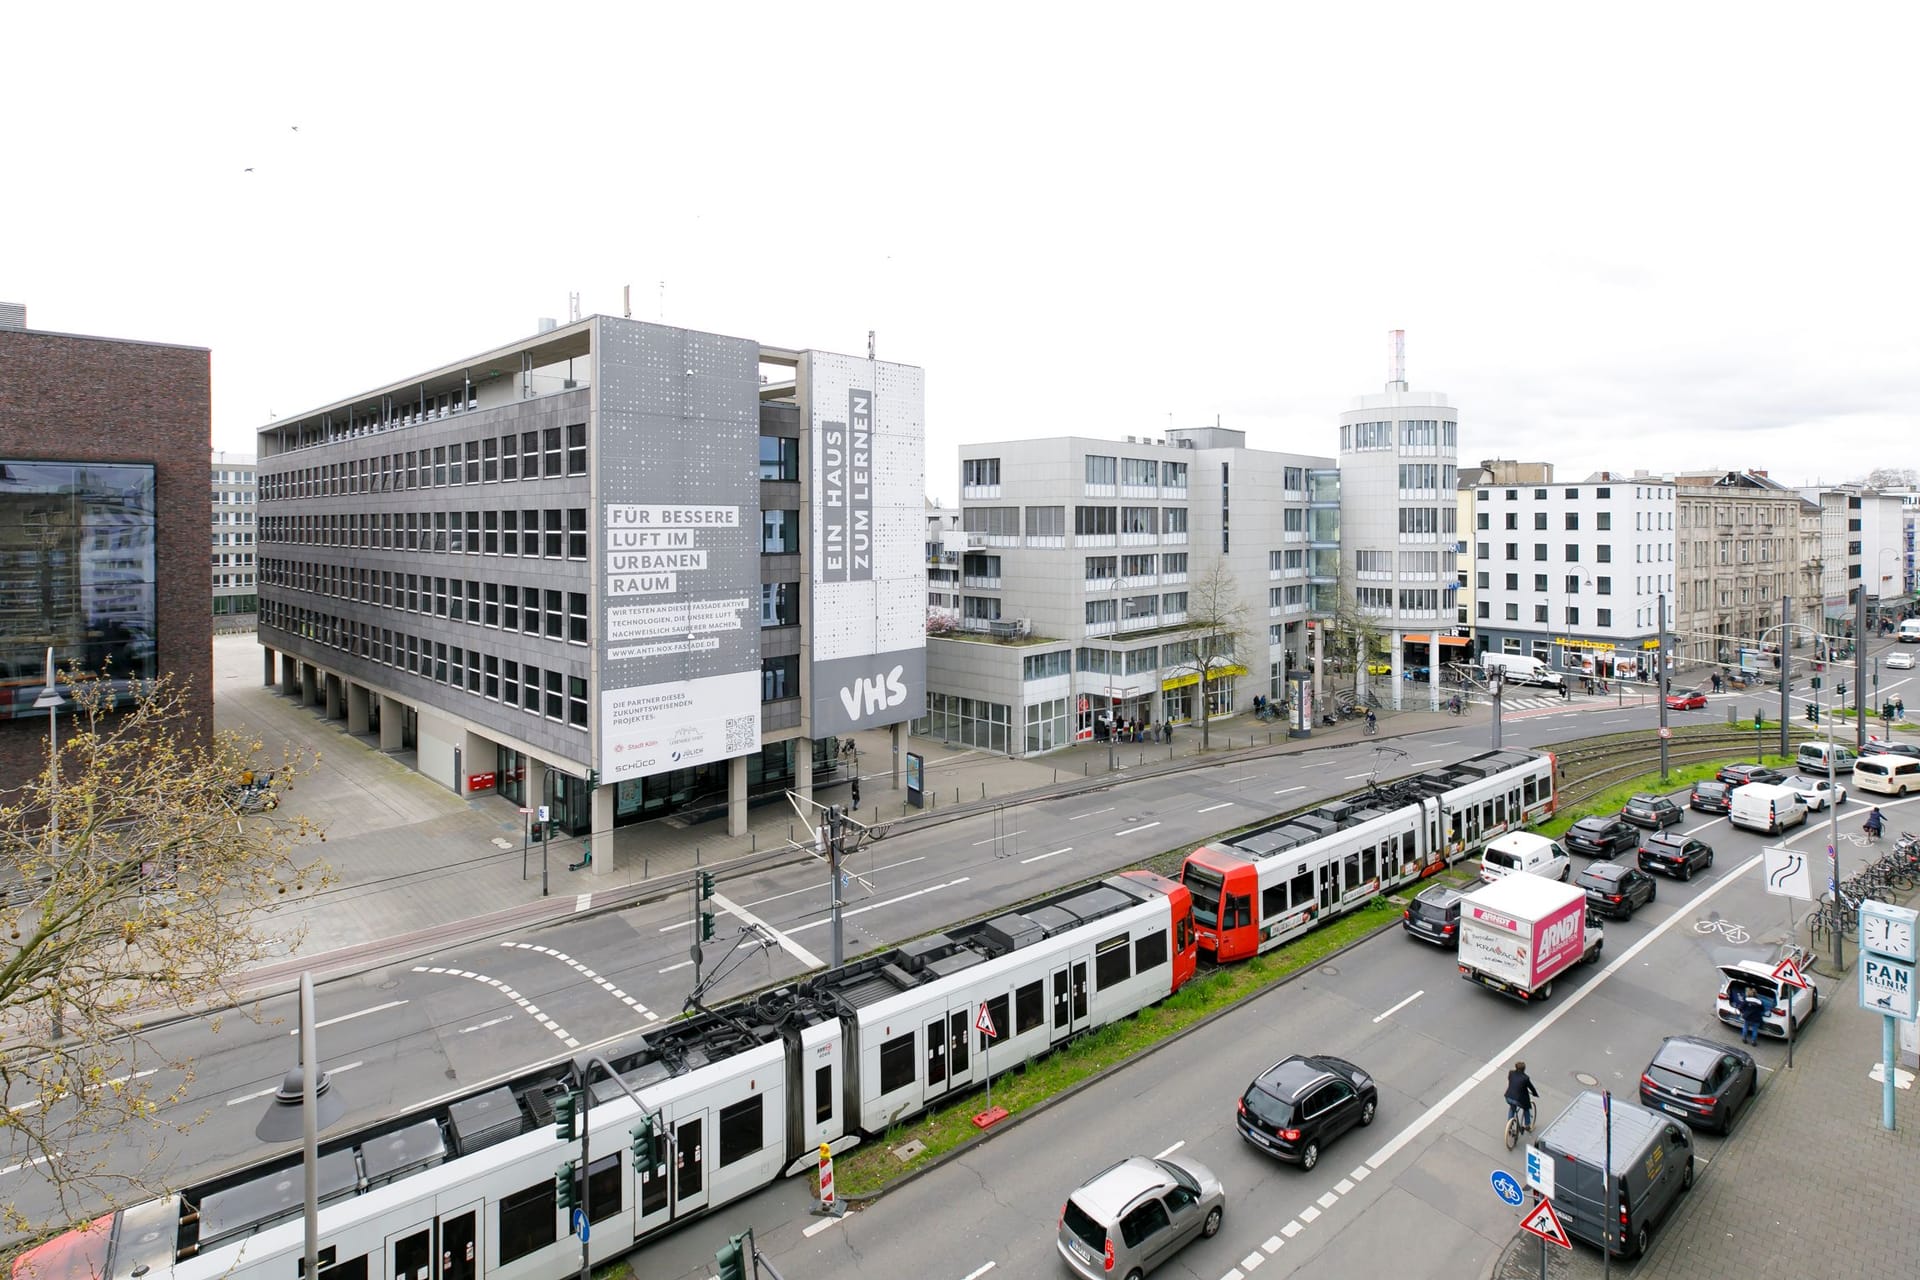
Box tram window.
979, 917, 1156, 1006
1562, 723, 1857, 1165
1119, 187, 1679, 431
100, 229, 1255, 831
1524, 775, 1538, 805
1227, 894, 1252, 928
1095, 933, 1132, 989
300, 1254, 366, 1280
1361, 847, 1378, 882
879, 1033, 915, 1093
1135, 929, 1168, 972
499, 1180, 557, 1264
1016, 980, 1045, 1033
980, 993, 1011, 1051
1343, 854, 1362, 893
588, 1152, 621, 1221
1289, 869, 1313, 906
1263, 882, 1288, 918
719, 1094, 764, 1168
815, 1065, 834, 1123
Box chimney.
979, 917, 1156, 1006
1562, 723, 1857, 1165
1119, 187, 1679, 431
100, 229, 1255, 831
0, 302, 25, 331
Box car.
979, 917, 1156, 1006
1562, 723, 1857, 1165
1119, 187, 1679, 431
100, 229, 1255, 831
1639, 831, 1715, 880
1689, 780, 1734, 814
1237, 1054, 1379, 1171
1715, 763, 1788, 787
1563, 815, 1642, 859
1402, 885, 1464, 947
1639, 1036, 1758, 1135
1057, 1154, 1225, 1279
1665, 687, 1708, 710
1621, 793, 1684, 829
1864, 739, 1920, 761
1715, 960, 1819, 1039
1889, 651, 1916, 670
1783, 774, 1847, 810
1575, 861, 1657, 919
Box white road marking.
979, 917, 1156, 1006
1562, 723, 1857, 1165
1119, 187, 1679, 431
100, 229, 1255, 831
710, 892, 822, 969
1069, 807, 1115, 820
575, 893, 592, 912
1316, 1191, 1338, 1209
802, 1214, 846, 1238
1281, 1221, 1303, 1238
1429, 739, 1459, 746
1114, 821, 1162, 836
1349, 1165, 1369, 1181
973, 830, 1025, 846
226, 1061, 362, 1106
788, 878, 973, 935
0, 1152, 58, 1176
1241, 1251, 1265, 1269
1274, 785, 1304, 796
1021, 847, 1075, 864
741, 856, 928, 911
1298, 1205, 1321, 1224
1372, 990, 1425, 1023
413, 966, 580, 1049
300, 999, 406, 1033
504, 942, 660, 1021
12, 1069, 159, 1115
1262, 1235, 1283, 1253
1407, 758, 1442, 767
1343, 772, 1373, 780
1154, 1139, 1185, 1159
1221, 776, 1258, 785
960, 1265, 996, 1280
1197, 802, 1235, 813
460, 1015, 514, 1033
659, 959, 693, 973
1334, 1178, 1353, 1195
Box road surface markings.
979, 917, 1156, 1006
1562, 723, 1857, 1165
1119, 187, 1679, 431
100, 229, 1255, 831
1021, 847, 1074, 864
1343, 772, 1373, 780
11, 1069, 159, 1115
225, 1062, 363, 1106
460, 1015, 514, 1033
1154, 1139, 1185, 1159
803, 1214, 846, 1239
301, 999, 407, 1033
1241, 1250, 1265, 1270
1372, 990, 1425, 1023
1069, 807, 1115, 820
973, 830, 1025, 846
0, 1152, 59, 1177
1197, 802, 1235, 813
787, 878, 973, 936
1114, 821, 1162, 836
1349, 1164, 1369, 1181
575, 893, 592, 912
1316, 1191, 1339, 1209
742, 855, 927, 911
1281, 1221, 1302, 1238
659, 959, 692, 974
1407, 758, 1442, 767
960, 1266, 996, 1280
1274, 785, 1304, 796
1334, 1178, 1353, 1195
1298, 1205, 1321, 1224
1429, 739, 1459, 746
710, 893, 822, 969
413, 966, 580, 1050
1221, 775, 1258, 785
504, 941, 661, 1022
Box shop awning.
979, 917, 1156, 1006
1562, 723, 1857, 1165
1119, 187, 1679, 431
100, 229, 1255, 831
1403, 634, 1470, 646
1161, 663, 1248, 691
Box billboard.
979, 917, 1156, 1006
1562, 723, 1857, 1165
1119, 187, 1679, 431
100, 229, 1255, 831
805, 351, 927, 738
596, 320, 762, 785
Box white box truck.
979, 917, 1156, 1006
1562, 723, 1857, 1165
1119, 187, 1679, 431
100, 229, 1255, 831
1457, 874, 1603, 1002
1479, 652, 1564, 690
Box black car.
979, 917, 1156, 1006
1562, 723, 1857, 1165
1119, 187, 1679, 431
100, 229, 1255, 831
1639, 1035, 1757, 1134
1402, 885, 1464, 947
1621, 793, 1684, 830
1689, 780, 1733, 814
1639, 831, 1715, 880
1237, 1054, 1378, 1171
1716, 763, 1788, 787
1565, 816, 1642, 859
1576, 861, 1658, 919
1865, 740, 1920, 761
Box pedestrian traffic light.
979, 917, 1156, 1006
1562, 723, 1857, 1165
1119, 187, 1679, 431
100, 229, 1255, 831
1838, 682, 1848, 700
555, 1162, 577, 1211
553, 1091, 577, 1141
700, 910, 716, 941
630, 1116, 655, 1171
714, 1234, 748, 1280
698, 870, 716, 900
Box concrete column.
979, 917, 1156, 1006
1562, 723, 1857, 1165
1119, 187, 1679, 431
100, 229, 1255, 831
346, 682, 370, 734
324, 673, 344, 720
262, 645, 277, 687
301, 664, 321, 707
1388, 628, 1404, 711
378, 694, 404, 752
795, 737, 814, 806
281, 652, 299, 696
591, 784, 614, 877
891, 722, 903, 790
727, 755, 748, 837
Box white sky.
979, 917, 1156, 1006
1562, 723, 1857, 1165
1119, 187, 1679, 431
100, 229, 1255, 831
9, 3, 1914, 500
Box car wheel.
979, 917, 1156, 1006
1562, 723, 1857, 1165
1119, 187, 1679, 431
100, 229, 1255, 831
1300, 1141, 1319, 1170
1681, 861, 1693, 882
1539, 980, 1554, 999
1681, 1157, 1694, 1190
1126, 1270, 1144, 1280
1360, 1098, 1377, 1127
1632, 1223, 1652, 1258
1648, 882, 1657, 901
1201, 1206, 1223, 1238
1706, 849, 1714, 868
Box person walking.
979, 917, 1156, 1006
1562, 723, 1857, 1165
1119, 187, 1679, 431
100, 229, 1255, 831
1740, 992, 1767, 1045
1505, 1061, 1540, 1132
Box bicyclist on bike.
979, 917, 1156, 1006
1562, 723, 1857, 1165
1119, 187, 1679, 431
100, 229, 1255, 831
1505, 1061, 1539, 1132
1365, 708, 1377, 733
1865, 807, 1885, 842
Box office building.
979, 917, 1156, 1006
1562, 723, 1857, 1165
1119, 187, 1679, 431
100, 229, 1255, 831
211, 450, 258, 622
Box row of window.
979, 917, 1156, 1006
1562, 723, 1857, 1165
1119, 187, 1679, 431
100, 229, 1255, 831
1482, 485, 1640, 501
1072, 637, 1237, 677
1084, 552, 1190, 580
1478, 572, 1616, 595
1082, 456, 1190, 488
1397, 464, 1458, 490
262, 507, 590, 557
1082, 594, 1189, 624
1483, 510, 1617, 531
1345, 419, 1459, 452
965, 506, 1196, 538
261, 426, 588, 500
1352, 550, 1443, 575
262, 559, 591, 643
1396, 507, 1459, 534
1480, 601, 1616, 628
1355, 588, 1443, 611
1478, 542, 1640, 563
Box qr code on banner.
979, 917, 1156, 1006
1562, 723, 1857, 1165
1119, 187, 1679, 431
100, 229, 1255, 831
725, 716, 755, 753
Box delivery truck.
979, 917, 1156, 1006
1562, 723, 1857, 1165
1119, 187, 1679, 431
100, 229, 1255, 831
1456, 873, 1603, 1002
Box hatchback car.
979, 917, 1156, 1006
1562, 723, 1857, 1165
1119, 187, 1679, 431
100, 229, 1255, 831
1237, 1054, 1378, 1171
1889, 651, 1916, 670
1639, 831, 1715, 880
1402, 885, 1464, 947
1564, 816, 1642, 859
1715, 961, 1819, 1039
1622, 793, 1684, 829
1639, 1035, 1757, 1134
1665, 687, 1707, 710
1864, 739, 1920, 760
1689, 780, 1734, 814
1716, 763, 1788, 787
1576, 861, 1657, 919
1057, 1155, 1225, 1279
1783, 774, 1847, 810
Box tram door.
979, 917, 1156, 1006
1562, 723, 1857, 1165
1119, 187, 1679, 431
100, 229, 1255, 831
634, 1118, 672, 1239
946, 1008, 972, 1090
390, 1202, 479, 1280
1050, 958, 1090, 1043
674, 1112, 709, 1216
1318, 862, 1338, 914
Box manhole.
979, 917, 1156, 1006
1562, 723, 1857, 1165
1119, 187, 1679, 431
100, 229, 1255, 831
1319, 965, 1340, 977
891, 1139, 927, 1162
1573, 1071, 1599, 1087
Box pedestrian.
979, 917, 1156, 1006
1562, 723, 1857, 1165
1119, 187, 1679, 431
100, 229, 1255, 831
850, 776, 861, 811
1711, 672, 1723, 694
1741, 992, 1766, 1045
1560, 681, 1570, 702
1897, 695, 1907, 720
1166, 720, 1175, 743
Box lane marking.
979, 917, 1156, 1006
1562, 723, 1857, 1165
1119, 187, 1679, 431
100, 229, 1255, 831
1114, 821, 1162, 836
960, 1265, 996, 1280
1407, 758, 1442, 767
413, 966, 580, 1050
504, 941, 660, 1022
788, 878, 972, 935
1334, 1178, 1353, 1195
11, 1070, 159, 1115
1274, 786, 1304, 796
973, 830, 1025, 846
1372, 990, 1426, 1023
300, 999, 407, 1033
1197, 802, 1235, 813
1298, 1205, 1321, 1224
1241, 1251, 1265, 1269
1154, 1139, 1185, 1159
0, 1152, 59, 1177
1349, 1165, 1369, 1181
740, 855, 928, 911
710, 893, 822, 969
1221, 776, 1258, 785
1069, 807, 1115, 821
1281, 1221, 1303, 1238
1316, 1191, 1338, 1209
1263, 1235, 1284, 1253
802, 1214, 845, 1239
574, 893, 592, 912
225, 1062, 363, 1106
658, 959, 692, 974
460, 1015, 514, 1033
1021, 847, 1074, 865
1343, 772, 1372, 780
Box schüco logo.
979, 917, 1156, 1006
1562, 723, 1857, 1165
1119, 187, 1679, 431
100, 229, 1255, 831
838, 664, 908, 720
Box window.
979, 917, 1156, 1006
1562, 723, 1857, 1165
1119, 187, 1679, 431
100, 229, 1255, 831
482, 437, 498, 482
1597, 511, 1611, 531
761, 582, 798, 627
501, 510, 519, 556
1534, 544, 1548, 561
543, 427, 562, 476
566, 423, 587, 475
543, 510, 563, 559
545, 669, 564, 720
879, 1032, 915, 1093
523, 665, 541, 712
1015, 980, 1044, 1034
1134, 929, 1168, 972
1505, 513, 1519, 531
500, 436, 518, 481
1094, 932, 1132, 989
1565, 544, 1579, 562
568, 508, 587, 559
1596, 576, 1612, 595
762, 509, 800, 553
569, 592, 588, 644
717, 1094, 763, 1168
1533, 574, 1548, 592
497, 1182, 556, 1265
814, 1065, 834, 1123
1074, 506, 1116, 536
464, 440, 480, 484
521, 430, 540, 477
1023, 650, 1071, 680
569, 676, 588, 728
1024, 505, 1065, 537
1565, 513, 1580, 530
963, 457, 1001, 487
962, 507, 1018, 538
1597, 608, 1613, 627
762, 655, 799, 700
502, 660, 520, 706
586, 1153, 620, 1224
1535, 512, 1548, 530
759, 435, 799, 480
1085, 455, 1117, 486
1597, 545, 1612, 563
1477, 513, 1490, 530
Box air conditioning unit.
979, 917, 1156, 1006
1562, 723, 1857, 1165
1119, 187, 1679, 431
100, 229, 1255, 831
1016, 618, 1032, 636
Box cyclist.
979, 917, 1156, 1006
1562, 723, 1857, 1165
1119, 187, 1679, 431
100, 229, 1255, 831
1865, 807, 1885, 843
1447, 693, 1462, 716
1505, 1061, 1539, 1133
1365, 707, 1378, 734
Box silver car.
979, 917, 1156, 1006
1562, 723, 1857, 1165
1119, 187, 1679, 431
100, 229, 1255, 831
1057, 1154, 1224, 1279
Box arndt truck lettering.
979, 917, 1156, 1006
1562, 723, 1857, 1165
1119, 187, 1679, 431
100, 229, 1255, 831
1530, 898, 1587, 987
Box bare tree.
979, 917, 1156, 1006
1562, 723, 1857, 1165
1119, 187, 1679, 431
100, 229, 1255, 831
0, 672, 327, 1246
1863, 467, 1919, 491
1315, 578, 1387, 691
1161, 562, 1250, 750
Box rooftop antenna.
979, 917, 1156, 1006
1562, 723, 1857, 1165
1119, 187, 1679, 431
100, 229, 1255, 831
623, 284, 632, 319
1388, 329, 1407, 391
659, 281, 665, 321
867, 329, 875, 361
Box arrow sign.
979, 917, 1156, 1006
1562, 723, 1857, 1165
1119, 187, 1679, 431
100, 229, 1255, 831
1520, 1197, 1572, 1250
1763, 846, 1814, 901
1771, 955, 1812, 991
975, 1001, 998, 1039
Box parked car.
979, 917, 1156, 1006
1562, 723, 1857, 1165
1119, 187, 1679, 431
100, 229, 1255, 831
1715, 763, 1788, 787
1715, 961, 1819, 1039
1665, 687, 1707, 711
1575, 861, 1657, 919
1688, 780, 1734, 814
1057, 1155, 1225, 1279
1236, 1054, 1378, 1171
1782, 774, 1847, 810
1888, 651, 1916, 670
1402, 885, 1464, 947
1639, 1036, 1757, 1135
1622, 793, 1684, 829
1564, 816, 1642, 859
1639, 831, 1715, 880
1864, 738, 1920, 760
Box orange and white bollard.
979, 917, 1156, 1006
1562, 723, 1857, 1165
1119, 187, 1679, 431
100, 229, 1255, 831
816, 1142, 842, 1216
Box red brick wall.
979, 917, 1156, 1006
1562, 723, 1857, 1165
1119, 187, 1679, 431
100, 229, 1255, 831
0, 329, 213, 790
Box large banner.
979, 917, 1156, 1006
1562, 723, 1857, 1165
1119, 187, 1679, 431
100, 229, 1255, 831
596, 320, 762, 784
806, 351, 927, 737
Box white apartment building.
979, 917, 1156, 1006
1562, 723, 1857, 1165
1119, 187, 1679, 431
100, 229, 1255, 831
211, 450, 257, 619
1795, 486, 1865, 640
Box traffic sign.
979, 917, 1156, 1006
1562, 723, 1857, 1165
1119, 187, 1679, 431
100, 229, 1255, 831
571, 1208, 588, 1241
1519, 1197, 1571, 1250
1763, 846, 1814, 901
1489, 1169, 1523, 1207
975, 1001, 998, 1038
1658, 726, 1672, 739
1524, 1145, 1554, 1200
519, 807, 534, 816
1860, 954, 1918, 1021
1771, 955, 1811, 991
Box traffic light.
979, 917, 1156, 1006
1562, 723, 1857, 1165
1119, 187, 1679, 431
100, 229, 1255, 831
714, 1234, 748, 1280
1810, 675, 1822, 691
553, 1091, 577, 1142
700, 910, 716, 941
630, 1117, 655, 1172
698, 870, 716, 900
1838, 681, 1848, 700
555, 1162, 577, 1211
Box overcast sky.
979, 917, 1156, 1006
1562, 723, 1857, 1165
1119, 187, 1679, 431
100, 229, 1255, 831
9, 3, 1912, 500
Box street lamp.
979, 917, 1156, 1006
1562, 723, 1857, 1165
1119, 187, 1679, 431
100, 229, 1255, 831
256, 973, 349, 1280
1488, 667, 1504, 749
33, 649, 66, 1039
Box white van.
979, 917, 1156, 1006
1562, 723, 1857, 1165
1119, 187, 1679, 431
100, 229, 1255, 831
1728, 782, 1808, 835
1853, 755, 1920, 796
1480, 831, 1571, 884
1796, 742, 1858, 776
1480, 653, 1565, 691
1899, 619, 1920, 644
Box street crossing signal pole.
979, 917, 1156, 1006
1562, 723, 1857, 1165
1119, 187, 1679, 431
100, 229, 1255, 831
693, 870, 716, 986
826, 805, 846, 967
1657, 592, 1670, 781
1778, 597, 1792, 762
1856, 589, 1869, 755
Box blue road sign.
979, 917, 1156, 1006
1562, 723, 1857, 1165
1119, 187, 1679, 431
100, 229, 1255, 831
571, 1208, 588, 1241
1491, 1170, 1524, 1207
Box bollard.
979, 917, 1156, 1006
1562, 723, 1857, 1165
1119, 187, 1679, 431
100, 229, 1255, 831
751, 832, 757, 851
1054, 769, 1059, 784
981, 782, 987, 799
644, 856, 650, 878
695, 846, 701, 863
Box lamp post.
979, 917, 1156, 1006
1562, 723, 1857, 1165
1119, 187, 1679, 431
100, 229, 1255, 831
33, 649, 65, 1039
256, 973, 349, 1280
1488, 667, 1504, 749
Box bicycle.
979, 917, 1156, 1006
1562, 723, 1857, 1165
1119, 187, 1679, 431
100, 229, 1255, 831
1364, 716, 1378, 736
1692, 917, 1751, 944
1446, 696, 1465, 716
1504, 1111, 1522, 1150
